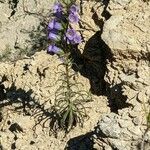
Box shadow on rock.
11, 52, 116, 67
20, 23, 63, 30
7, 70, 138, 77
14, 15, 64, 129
106, 83, 133, 113
0, 75, 60, 136
65, 125, 109, 150
0, 81, 34, 114
65, 131, 96, 150
73, 31, 113, 96
72, 31, 132, 113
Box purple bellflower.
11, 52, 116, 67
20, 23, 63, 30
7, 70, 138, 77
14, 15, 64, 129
70, 5, 79, 14
65, 29, 76, 40
48, 30, 61, 41
73, 34, 82, 44
68, 13, 79, 23
48, 19, 62, 30
69, 5, 79, 23
53, 2, 63, 19
53, 3, 63, 13
48, 44, 61, 54
65, 28, 82, 44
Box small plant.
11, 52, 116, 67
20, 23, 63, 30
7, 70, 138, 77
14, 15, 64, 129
54, 58, 91, 132
45, 0, 92, 133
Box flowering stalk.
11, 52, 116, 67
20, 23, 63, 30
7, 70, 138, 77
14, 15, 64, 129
47, 1, 81, 57
44, 1, 92, 133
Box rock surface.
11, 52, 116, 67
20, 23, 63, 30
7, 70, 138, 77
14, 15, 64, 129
94, 0, 150, 149
0, 51, 109, 150
0, 0, 150, 150
0, 0, 52, 61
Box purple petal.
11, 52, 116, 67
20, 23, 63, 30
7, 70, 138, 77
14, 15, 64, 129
65, 29, 76, 40
70, 5, 79, 14
54, 22, 62, 30
48, 19, 62, 30
68, 13, 79, 23
48, 45, 61, 54
48, 45, 53, 52
53, 3, 63, 13
73, 34, 82, 44
48, 31, 60, 41
48, 20, 55, 30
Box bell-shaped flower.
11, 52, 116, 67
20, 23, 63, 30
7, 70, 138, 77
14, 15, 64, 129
69, 5, 79, 14
68, 13, 79, 23
53, 3, 63, 13
73, 34, 82, 44
48, 19, 63, 30
65, 28, 82, 44
48, 30, 61, 41
65, 29, 76, 41
48, 44, 61, 54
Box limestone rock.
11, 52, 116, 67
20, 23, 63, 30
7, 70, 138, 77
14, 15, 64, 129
94, 0, 150, 149
0, 0, 52, 61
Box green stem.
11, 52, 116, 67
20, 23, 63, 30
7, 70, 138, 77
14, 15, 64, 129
65, 54, 71, 104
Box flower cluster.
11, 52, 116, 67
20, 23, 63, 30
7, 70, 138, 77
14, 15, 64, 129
68, 5, 79, 23
65, 28, 81, 45
47, 2, 82, 55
